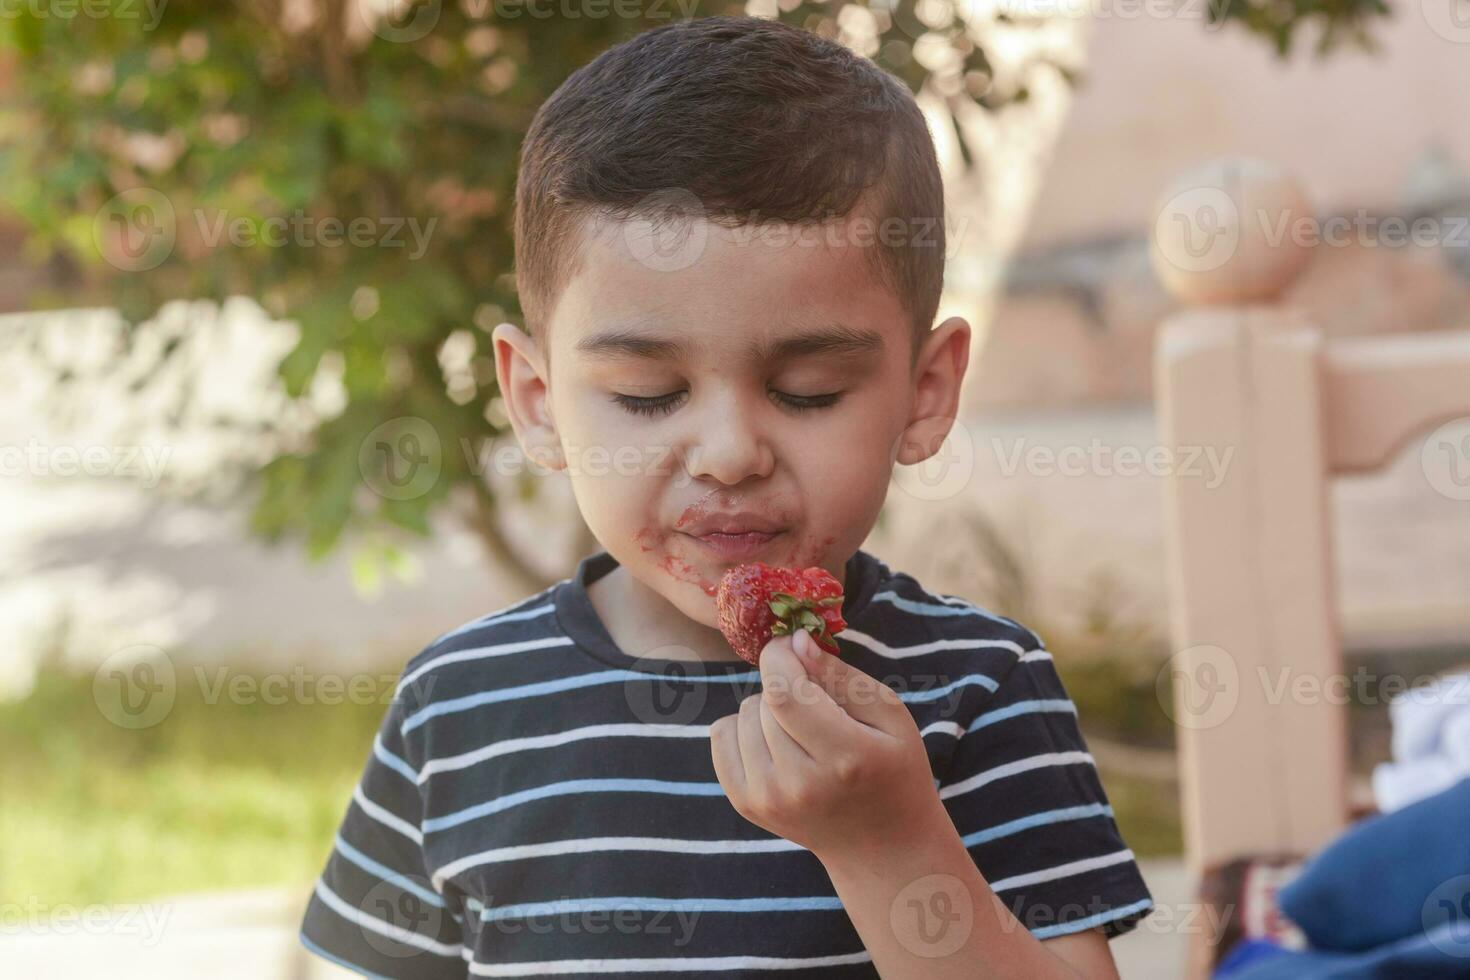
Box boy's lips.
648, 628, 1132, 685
673, 502, 793, 562
674, 509, 788, 537
683, 529, 785, 562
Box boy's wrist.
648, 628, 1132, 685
812, 796, 1089, 980
811, 791, 959, 875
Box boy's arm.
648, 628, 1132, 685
816, 804, 1116, 979
299, 672, 468, 978
710, 629, 1148, 979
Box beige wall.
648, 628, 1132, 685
1024, 12, 1470, 250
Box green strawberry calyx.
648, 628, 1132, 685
766, 592, 843, 648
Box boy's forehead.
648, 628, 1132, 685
550, 212, 908, 364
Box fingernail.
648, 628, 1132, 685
794, 629, 815, 662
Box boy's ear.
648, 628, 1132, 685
896, 315, 971, 465
491, 322, 565, 472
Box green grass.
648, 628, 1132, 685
1094, 768, 1182, 858
0, 660, 391, 906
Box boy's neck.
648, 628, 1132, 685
586, 559, 847, 665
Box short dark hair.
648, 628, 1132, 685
514, 15, 945, 364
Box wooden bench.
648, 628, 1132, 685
1150, 158, 1470, 975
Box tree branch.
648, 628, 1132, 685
460, 478, 558, 595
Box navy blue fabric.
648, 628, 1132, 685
298, 548, 1154, 978
1278, 777, 1470, 952
1217, 924, 1470, 979
1213, 938, 1293, 977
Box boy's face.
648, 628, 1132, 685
494, 210, 969, 632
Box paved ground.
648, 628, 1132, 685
0, 888, 350, 980
0, 859, 1192, 978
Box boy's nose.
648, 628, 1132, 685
680, 393, 775, 487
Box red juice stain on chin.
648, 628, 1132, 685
671, 498, 709, 531
673, 491, 736, 533
784, 533, 838, 574
659, 552, 713, 593
634, 522, 717, 595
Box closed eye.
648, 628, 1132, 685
611, 390, 843, 417
770, 390, 842, 412
611, 391, 685, 418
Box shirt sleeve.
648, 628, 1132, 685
938, 644, 1155, 941
299, 673, 467, 978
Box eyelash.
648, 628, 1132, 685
611, 390, 842, 418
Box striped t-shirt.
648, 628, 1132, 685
300, 547, 1154, 978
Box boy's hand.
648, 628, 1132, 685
709, 628, 951, 862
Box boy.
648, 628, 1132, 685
300, 15, 1153, 978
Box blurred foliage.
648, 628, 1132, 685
0, 0, 1385, 581
1207, 0, 1391, 56
947, 510, 1176, 746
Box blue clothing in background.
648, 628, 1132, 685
1217, 923, 1470, 979
1279, 776, 1470, 952
1216, 777, 1470, 979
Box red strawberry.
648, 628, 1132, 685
715, 562, 847, 666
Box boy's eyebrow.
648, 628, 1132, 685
575, 322, 886, 362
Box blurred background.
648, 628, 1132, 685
1, 1, 1467, 977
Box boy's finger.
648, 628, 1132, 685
757, 694, 814, 779
709, 714, 745, 798
736, 693, 775, 788
798, 636, 907, 734
757, 633, 859, 760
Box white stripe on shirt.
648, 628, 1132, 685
313, 880, 461, 957
466, 950, 874, 976
434, 835, 804, 888
837, 627, 1027, 659
988, 848, 1139, 893
938, 750, 1095, 801
398, 633, 573, 694
354, 785, 422, 845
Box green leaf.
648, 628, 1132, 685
350, 547, 384, 597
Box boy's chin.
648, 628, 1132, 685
634, 570, 723, 632
670, 584, 722, 631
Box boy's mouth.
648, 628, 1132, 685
673, 502, 788, 535
682, 528, 785, 562
672, 498, 793, 562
